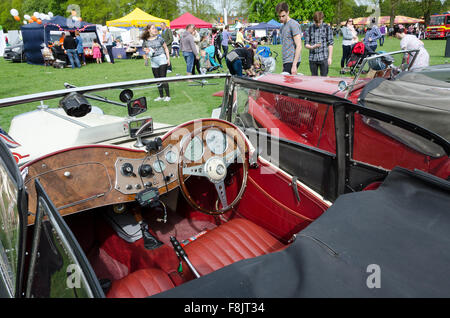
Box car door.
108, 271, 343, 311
0, 138, 28, 298
222, 76, 345, 201
25, 178, 105, 298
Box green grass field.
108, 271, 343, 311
0, 36, 448, 132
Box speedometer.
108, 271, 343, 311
184, 136, 204, 161
206, 129, 227, 155
153, 160, 166, 173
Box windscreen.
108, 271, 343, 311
230, 84, 336, 154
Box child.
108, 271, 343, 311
199, 49, 210, 74
92, 38, 102, 64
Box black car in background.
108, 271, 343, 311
3, 42, 26, 63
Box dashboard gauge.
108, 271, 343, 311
153, 160, 166, 173
206, 129, 228, 155
184, 136, 204, 161
165, 150, 178, 164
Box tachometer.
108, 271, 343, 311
184, 136, 204, 161
206, 129, 227, 155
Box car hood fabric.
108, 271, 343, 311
154, 167, 450, 297
359, 72, 450, 141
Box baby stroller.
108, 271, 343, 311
255, 46, 278, 61
347, 41, 376, 75
254, 46, 278, 74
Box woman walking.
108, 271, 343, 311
340, 18, 358, 74
141, 23, 171, 102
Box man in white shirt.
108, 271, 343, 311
393, 25, 429, 71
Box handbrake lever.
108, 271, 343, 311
170, 236, 201, 278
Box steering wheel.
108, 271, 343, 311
177, 124, 249, 215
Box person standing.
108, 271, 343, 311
212, 28, 223, 67
141, 23, 171, 102
160, 22, 173, 72
75, 31, 86, 66
180, 24, 198, 76
102, 27, 114, 64
172, 30, 180, 58
340, 18, 358, 74
272, 28, 278, 45
211, 27, 223, 66
191, 28, 202, 75
235, 28, 245, 47
276, 2, 302, 75
393, 25, 429, 71
221, 25, 232, 58
92, 38, 102, 64
363, 18, 382, 53
304, 11, 334, 76
379, 24, 386, 46
63, 31, 81, 68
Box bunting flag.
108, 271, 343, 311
44, 22, 96, 32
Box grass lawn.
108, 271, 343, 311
1, 36, 448, 132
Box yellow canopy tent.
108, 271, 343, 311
106, 8, 170, 27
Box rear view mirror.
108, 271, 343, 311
127, 97, 147, 117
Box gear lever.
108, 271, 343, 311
132, 210, 163, 250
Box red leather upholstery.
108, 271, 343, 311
184, 218, 285, 276
107, 268, 174, 298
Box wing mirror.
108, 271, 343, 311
338, 80, 348, 91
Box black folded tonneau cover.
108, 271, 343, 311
155, 167, 450, 297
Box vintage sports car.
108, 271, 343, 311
0, 73, 449, 298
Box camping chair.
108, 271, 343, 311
41, 46, 55, 67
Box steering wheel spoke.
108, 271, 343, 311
214, 181, 229, 209
183, 163, 207, 177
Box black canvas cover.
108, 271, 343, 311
359, 72, 450, 141
155, 167, 450, 297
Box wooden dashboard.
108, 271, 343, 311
22, 119, 247, 225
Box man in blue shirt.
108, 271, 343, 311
221, 25, 232, 58
364, 18, 382, 53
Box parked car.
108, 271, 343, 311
0, 73, 449, 299
3, 42, 26, 63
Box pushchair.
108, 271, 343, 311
255, 46, 278, 60
254, 46, 278, 74
346, 41, 376, 75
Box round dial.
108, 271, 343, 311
152, 160, 166, 173
165, 150, 178, 164
206, 129, 227, 155
184, 136, 204, 161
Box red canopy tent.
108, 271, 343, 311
170, 12, 212, 29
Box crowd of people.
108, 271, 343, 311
40, 2, 430, 103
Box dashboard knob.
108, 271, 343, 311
139, 164, 153, 177
121, 163, 134, 177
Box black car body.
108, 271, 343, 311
3, 42, 26, 63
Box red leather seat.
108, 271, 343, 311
184, 218, 285, 276
107, 268, 174, 298
106, 218, 284, 297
